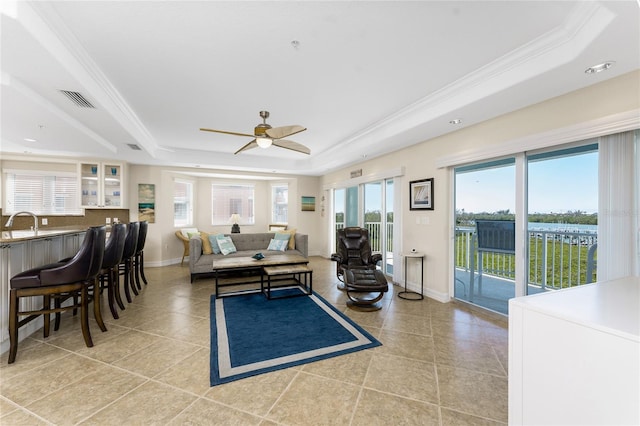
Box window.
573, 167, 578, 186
4, 170, 81, 215
174, 179, 193, 227
211, 184, 255, 225
271, 184, 288, 223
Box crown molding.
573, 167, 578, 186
436, 109, 640, 169
317, 2, 615, 163
22, 2, 158, 156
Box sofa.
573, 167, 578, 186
189, 232, 308, 283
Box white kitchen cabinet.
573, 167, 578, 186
79, 162, 125, 208
509, 277, 639, 425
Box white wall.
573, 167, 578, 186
321, 70, 640, 302
126, 166, 323, 265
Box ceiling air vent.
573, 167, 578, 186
59, 90, 95, 108
127, 143, 142, 151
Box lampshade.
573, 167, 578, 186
256, 137, 272, 149
229, 213, 241, 224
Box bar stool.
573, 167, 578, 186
134, 220, 148, 289
118, 222, 139, 304
53, 226, 108, 333
8, 226, 105, 364
98, 223, 126, 319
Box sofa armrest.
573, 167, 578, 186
295, 233, 308, 258
189, 236, 203, 270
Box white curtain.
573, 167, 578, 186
597, 130, 639, 280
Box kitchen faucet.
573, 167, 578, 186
5, 211, 39, 231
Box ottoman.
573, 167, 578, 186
344, 269, 389, 311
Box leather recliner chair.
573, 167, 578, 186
330, 227, 382, 285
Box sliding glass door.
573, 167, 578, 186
453, 142, 599, 315
526, 144, 598, 293
454, 159, 516, 314
333, 179, 395, 276
363, 180, 394, 275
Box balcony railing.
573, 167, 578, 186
334, 222, 596, 290
455, 226, 597, 290
335, 222, 393, 253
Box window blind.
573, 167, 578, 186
5, 171, 81, 215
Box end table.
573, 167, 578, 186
399, 252, 425, 300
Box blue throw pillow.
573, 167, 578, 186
267, 238, 288, 252
208, 234, 222, 254
273, 233, 290, 242
217, 235, 237, 255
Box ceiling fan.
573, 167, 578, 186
200, 111, 310, 155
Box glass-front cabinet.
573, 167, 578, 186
79, 162, 124, 208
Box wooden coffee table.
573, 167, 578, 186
212, 254, 309, 298
262, 264, 312, 299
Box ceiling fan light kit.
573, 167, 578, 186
256, 138, 272, 148
200, 110, 310, 155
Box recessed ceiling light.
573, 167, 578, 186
24, 138, 37, 142
585, 61, 615, 74
449, 119, 462, 125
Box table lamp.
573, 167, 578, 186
229, 214, 241, 233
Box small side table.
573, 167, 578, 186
399, 252, 425, 300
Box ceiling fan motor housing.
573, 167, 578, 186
255, 110, 271, 136
254, 123, 272, 137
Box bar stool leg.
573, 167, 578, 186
8, 290, 19, 364
139, 251, 148, 285
105, 271, 119, 319
129, 260, 139, 296
91, 277, 107, 332
80, 286, 94, 348
43, 294, 51, 338
113, 268, 126, 310
123, 261, 133, 303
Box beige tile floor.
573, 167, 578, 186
0, 256, 508, 425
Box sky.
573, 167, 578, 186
456, 151, 598, 214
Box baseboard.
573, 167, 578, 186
425, 288, 450, 303
395, 280, 450, 303
0, 319, 43, 355
145, 258, 183, 267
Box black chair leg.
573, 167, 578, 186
130, 262, 139, 296
140, 252, 148, 285
113, 268, 126, 310
8, 290, 18, 364
91, 278, 107, 332
43, 294, 51, 338
134, 257, 142, 290
123, 262, 133, 303
80, 286, 94, 348
106, 272, 119, 319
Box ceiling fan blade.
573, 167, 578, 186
272, 139, 311, 155
200, 128, 256, 138
265, 125, 306, 140
234, 139, 258, 154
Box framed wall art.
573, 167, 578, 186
301, 196, 316, 211
138, 183, 156, 223
409, 178, 434, 210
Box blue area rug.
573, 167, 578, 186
210, 287, 381, 386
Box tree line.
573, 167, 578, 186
456, 210, 597, 225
